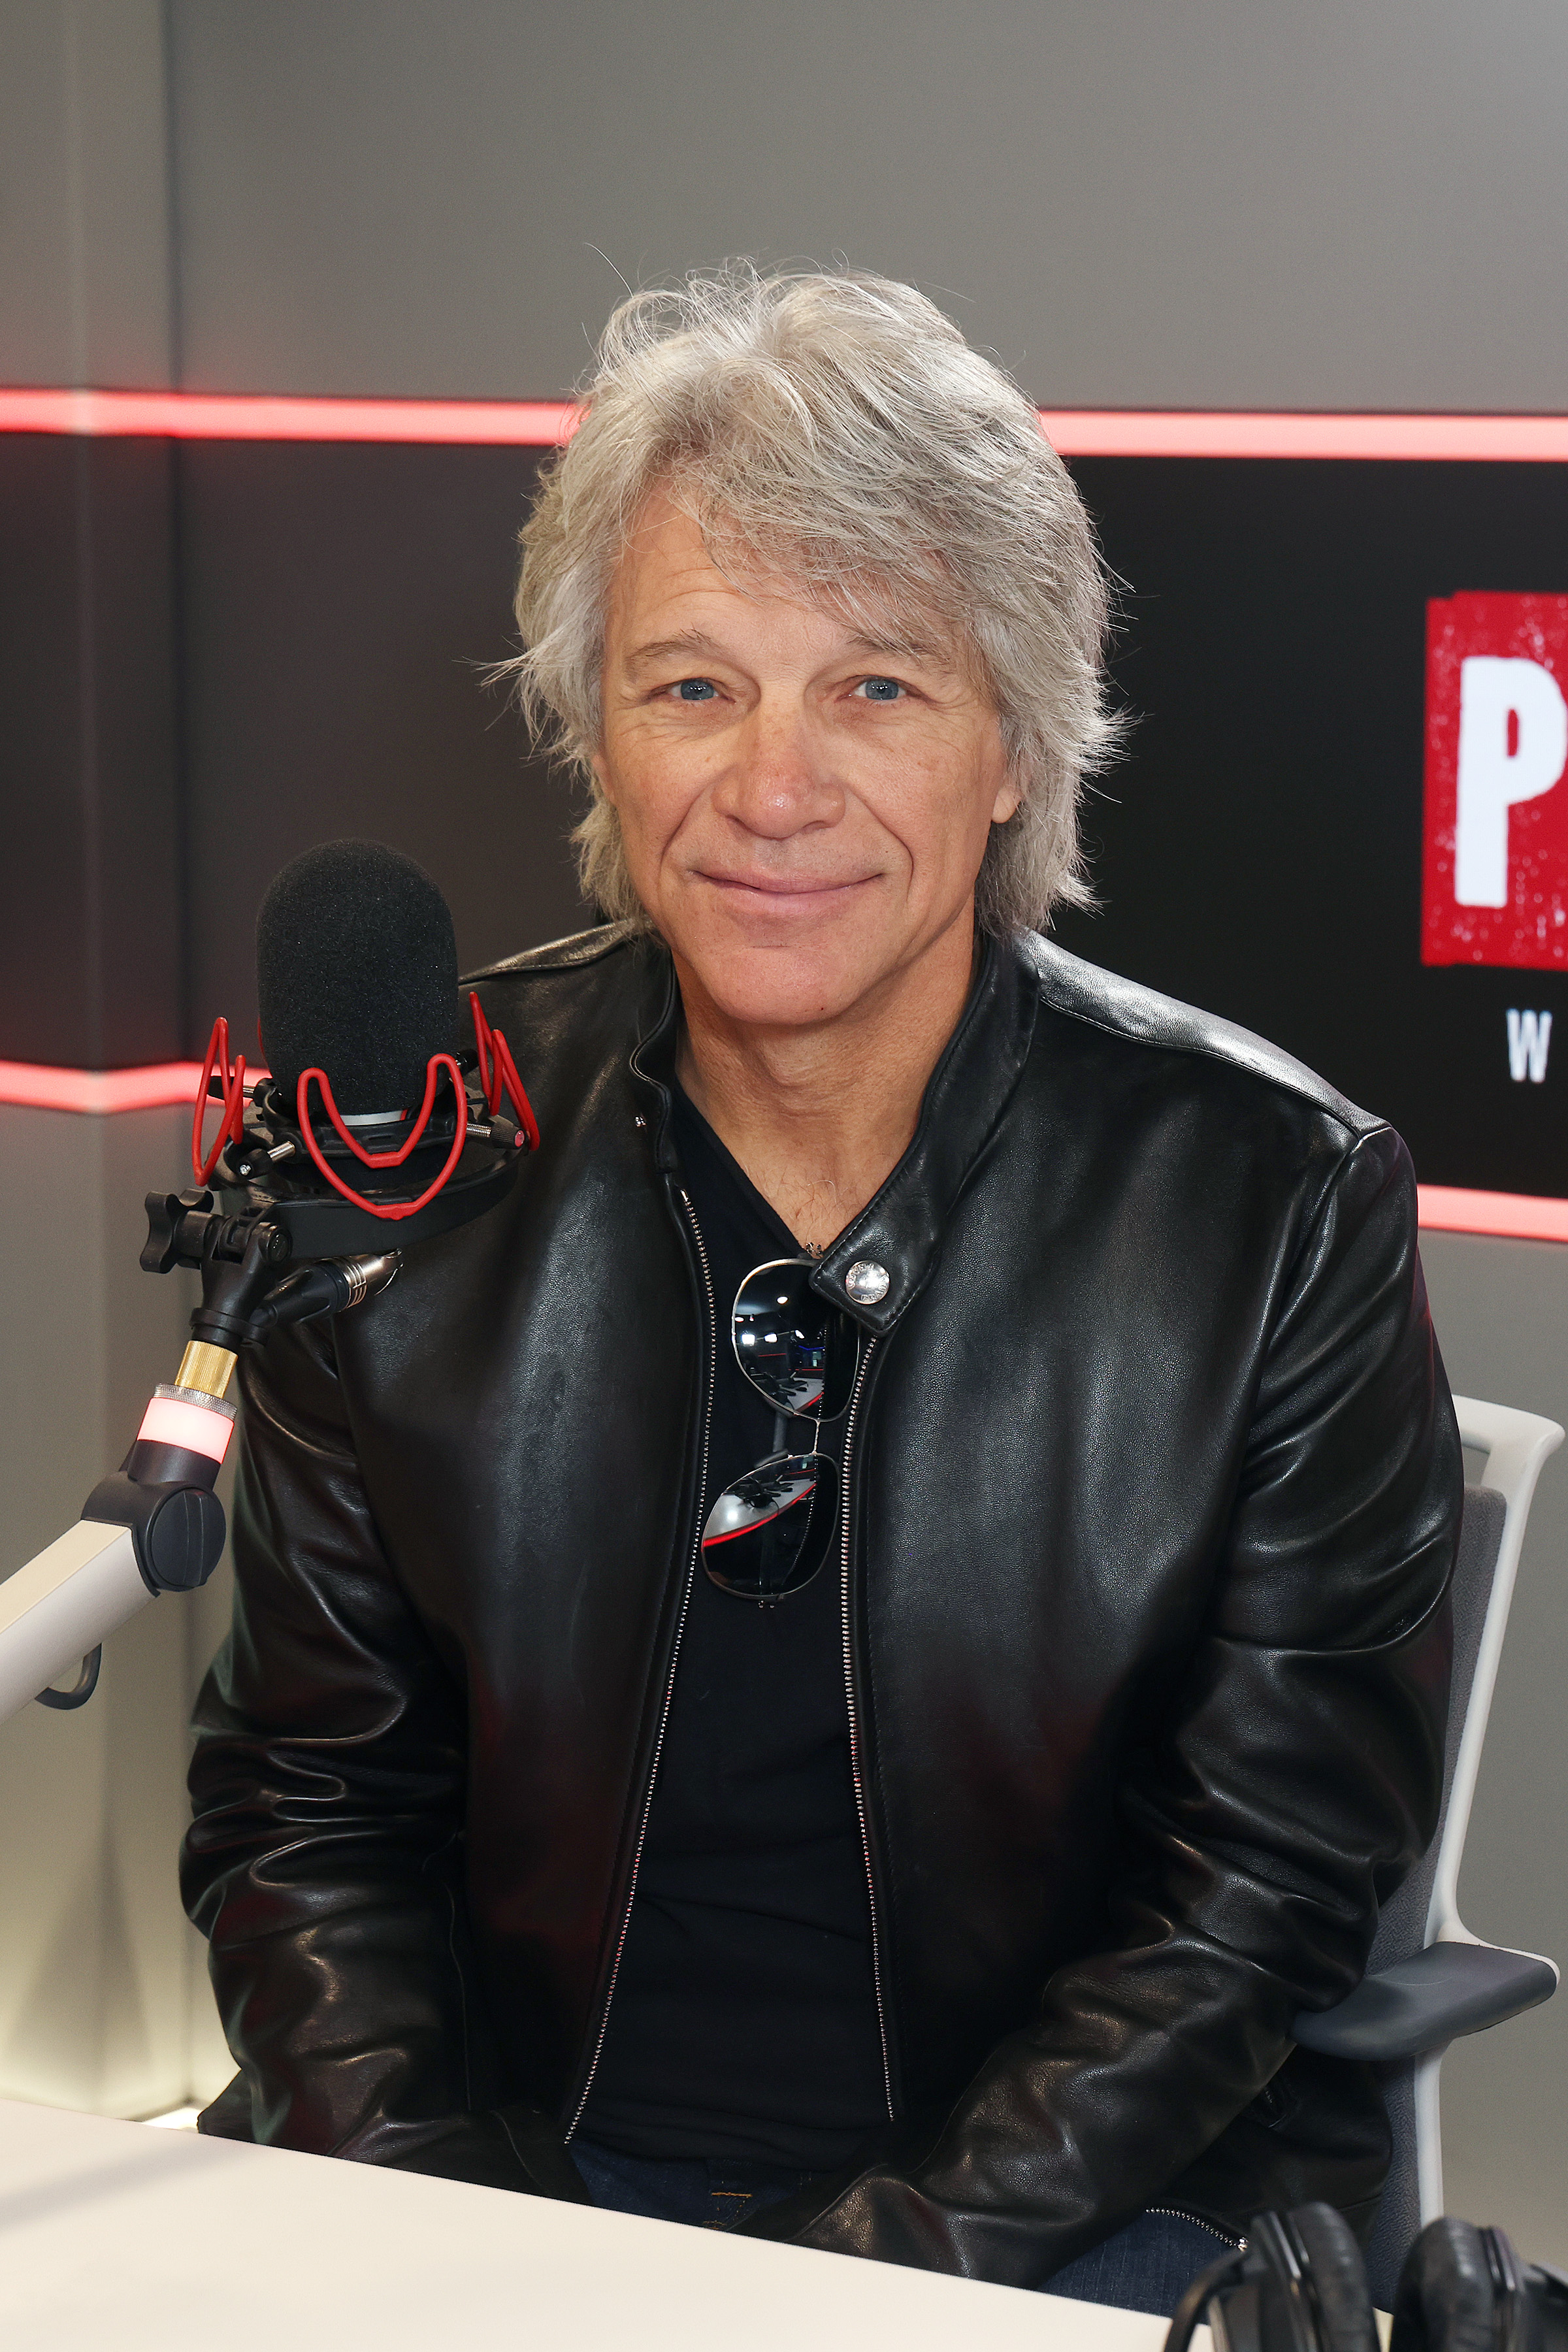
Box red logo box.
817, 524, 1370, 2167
1422, 592, 1568, 969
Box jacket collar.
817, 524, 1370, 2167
627, 934, 1039, 1335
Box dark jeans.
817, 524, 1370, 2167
1044, 2211, 1236, 2316
570, 2140, 1234, 2317
571, 2139, 823, 2233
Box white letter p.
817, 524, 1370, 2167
1454, 656, 1568, 907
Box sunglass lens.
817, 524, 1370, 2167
702, 1452, 838, 1601
732, 1260, 858, 1419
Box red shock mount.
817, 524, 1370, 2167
469, 992, 542, 1152
192, 1017, 247, 1184
191, 995, 539, 1223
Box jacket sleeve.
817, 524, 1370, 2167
180, 1315, 587, 2202
747, 1125, 1460, 2280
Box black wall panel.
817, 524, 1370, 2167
5, 430, 1567, 1200
1055, 457, 1568, 1196
0, 436, 181, 1067
176, 441, 585, 1060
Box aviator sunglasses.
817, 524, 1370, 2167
701, 1259, 862, 1603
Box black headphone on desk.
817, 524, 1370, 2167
1394, 2220, 1568, 2352
1164, 2208, 1568, 2352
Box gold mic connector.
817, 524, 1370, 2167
174, 1341, 238, 1403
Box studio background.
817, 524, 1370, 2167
3, 0, 1567, 2260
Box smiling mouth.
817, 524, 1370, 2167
696, 872, 877, 900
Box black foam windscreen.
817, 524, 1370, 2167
257, 840, 460, 1116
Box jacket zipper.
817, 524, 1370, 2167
840, 1335, 896, 2119
564, 1184, 716, 2140
1147, 2207, 1246, 2250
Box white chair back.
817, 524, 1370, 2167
1362, 1395, 1561, 2308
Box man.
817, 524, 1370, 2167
184, 267, 1459, 2315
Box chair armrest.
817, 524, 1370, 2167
1292, 1941, 1557, 2061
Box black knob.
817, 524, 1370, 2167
143, 1486, 227, 1592
140, 1188, 214, 1275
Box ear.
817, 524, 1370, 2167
990, 777, 1022, 825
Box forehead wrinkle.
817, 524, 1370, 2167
617, 495, 964, 672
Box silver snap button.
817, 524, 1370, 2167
845, 1260, 890, 1305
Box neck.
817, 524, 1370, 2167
673, 913, 978, 1252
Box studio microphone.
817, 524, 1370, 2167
180, 836, 538, 1257
260, 834, 465, 1122
151, 838, 538, 1345
0, 840, 538, 1728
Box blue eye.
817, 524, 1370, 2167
677, 678, 717, 701
860, 677, 902, 702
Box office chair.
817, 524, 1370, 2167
1292, 1396, 1563, 2309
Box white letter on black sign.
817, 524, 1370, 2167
1507, 1008, 1553, 1083
1456, 659, 1568, 907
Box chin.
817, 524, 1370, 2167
683, 936, 884, 1032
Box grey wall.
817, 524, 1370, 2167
0, 0, 174, 390
7, 1, 1568, 407
161, 0, 1568, 410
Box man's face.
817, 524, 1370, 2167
595, 495, 1019, 1031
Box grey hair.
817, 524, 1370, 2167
509, 264, 1119, 935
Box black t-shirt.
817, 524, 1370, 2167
576, 1086, 887, 2167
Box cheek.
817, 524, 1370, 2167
602, 728, 703, 849
872, 743, 1004, 876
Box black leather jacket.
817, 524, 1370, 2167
184, 925, 1460, 2286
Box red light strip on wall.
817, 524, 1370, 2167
1414, 1186, 1568, 1245
3, 387, 1568, 461
1045, 412, 1568, 462
0, 1060, 1565, 1241
0, 1060, 205, 1114
0, 389, 580, 445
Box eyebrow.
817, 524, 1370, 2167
621, 626, 950, 672
622, 630, 731, 672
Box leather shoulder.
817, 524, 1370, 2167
463, 919, 644, 982
1019, 934, 1383, 1139
458, 923, 668, 1086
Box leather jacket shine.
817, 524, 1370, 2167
184, 925, 1460, 2286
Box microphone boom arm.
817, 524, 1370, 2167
0, 1225, 400, 1731
0, 988, 531, 1730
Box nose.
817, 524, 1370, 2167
711, 701, 845, 840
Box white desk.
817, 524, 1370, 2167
0, 2098, 1170, 2351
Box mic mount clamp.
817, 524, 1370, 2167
144, 1190, 295, 1352
141, 1190, 399, 1350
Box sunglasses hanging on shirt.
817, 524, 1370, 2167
701, 1258, 861, 1604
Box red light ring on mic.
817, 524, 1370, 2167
469, 994, 541, 1149
138, 1394, 235, 1464
297, 1056, 469, 1220
193, 1017, 247, 1183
